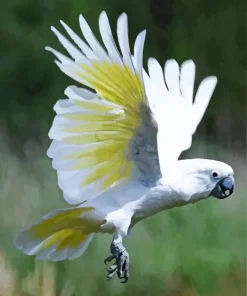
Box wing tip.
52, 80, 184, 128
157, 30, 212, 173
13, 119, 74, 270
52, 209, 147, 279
99, 10, 107, 19
50, 25, 57, 33
148, 57, 158, 66
201, 75, 218, 86
181, 59, 195, 69
140, 29, 147, 37
117, 12, 128, 26
60, 19, 67, 28
165, 58, 177, 65
45, 46, 51, 51
79, 14, 87, 24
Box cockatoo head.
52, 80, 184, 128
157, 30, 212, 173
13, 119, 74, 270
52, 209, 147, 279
176, 159, 235, 202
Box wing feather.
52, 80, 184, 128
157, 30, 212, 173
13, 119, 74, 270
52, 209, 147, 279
117, 13, 135, 73
46, 12, 155, 205
79, 14, 110, 62
164, 59, 180, 96
192, 76, 217, 133
50, 26, 89, 64
60, 20, 97, 60
99, 11, 123, 65
146, 58, 218, 175
133, 30, 146, 80
180, 60, 196, 104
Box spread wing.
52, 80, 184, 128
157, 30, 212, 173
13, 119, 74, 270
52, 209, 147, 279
46, 12, 160, 205
144, 58, 217, 176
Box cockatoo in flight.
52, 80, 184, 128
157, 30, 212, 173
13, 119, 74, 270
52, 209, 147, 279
15, 11, 235, 283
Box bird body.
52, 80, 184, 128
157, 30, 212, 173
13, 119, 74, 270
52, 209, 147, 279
15, 11, 235, 282
83, 158, 234, 233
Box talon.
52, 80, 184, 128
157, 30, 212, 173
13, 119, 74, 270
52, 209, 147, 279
121, 277, 129, 284
106, 273, 115, 280
106, 265, 117, 272
104, 254, 116, 265
106, 264, 117, 280
104, 235, 130, 283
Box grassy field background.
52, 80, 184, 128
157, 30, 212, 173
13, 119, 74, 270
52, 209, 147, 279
0, 135, 245, 296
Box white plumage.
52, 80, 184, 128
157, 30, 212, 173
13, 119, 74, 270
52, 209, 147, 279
15, 11, 234, 282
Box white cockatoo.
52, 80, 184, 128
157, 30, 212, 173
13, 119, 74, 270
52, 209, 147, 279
15, 11, 235, 283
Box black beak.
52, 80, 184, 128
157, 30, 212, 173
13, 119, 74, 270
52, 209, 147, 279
211, 176, 235, 199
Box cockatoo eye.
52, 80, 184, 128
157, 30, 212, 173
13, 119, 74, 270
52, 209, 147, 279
212, 172, 218, 178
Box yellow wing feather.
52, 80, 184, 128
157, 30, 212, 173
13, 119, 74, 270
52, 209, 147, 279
61, 62, 145, 190
15, 207, 101, 257
46, 14, 147, 204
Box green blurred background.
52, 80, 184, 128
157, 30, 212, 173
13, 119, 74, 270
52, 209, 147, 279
0, 0, 246, 295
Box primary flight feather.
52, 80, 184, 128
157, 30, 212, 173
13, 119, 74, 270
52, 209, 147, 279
15, 11, 235, 283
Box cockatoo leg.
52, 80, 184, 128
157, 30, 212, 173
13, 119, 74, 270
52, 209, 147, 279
104, 233, 130, 283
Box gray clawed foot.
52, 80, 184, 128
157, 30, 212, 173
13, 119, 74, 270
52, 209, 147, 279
104, 249, 130, 283
106, 264, 117, 280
